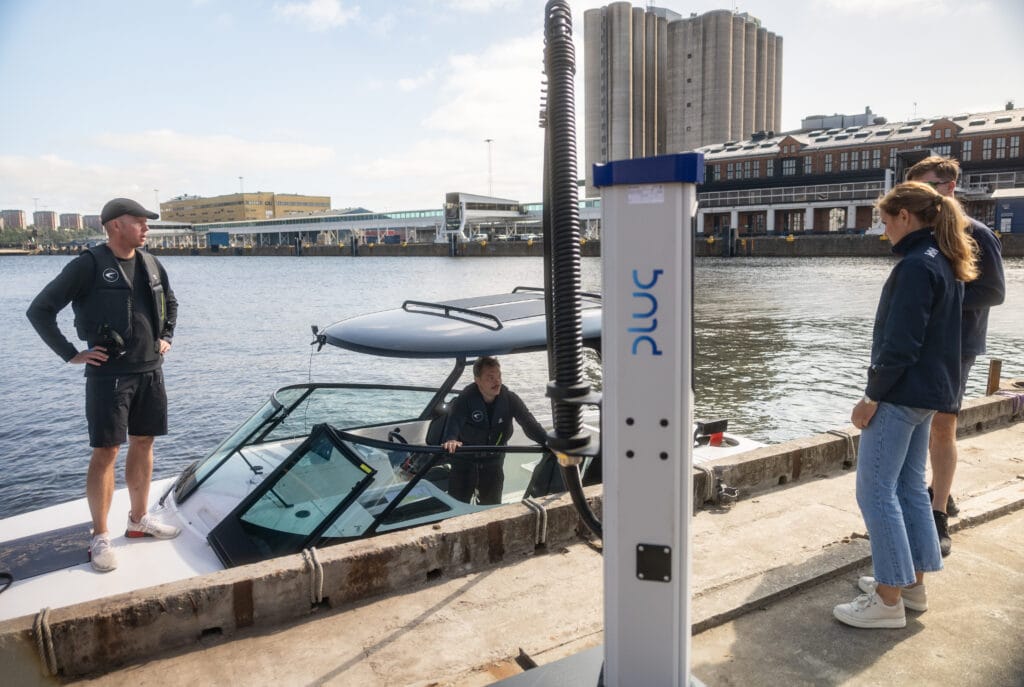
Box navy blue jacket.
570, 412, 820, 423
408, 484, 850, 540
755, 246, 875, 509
962, 218, 1005, 356
442, 383, 547, 462
865, 228, 963, 413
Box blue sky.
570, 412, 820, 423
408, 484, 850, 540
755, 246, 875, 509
1, 0, 1022, 217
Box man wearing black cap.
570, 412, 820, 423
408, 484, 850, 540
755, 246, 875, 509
27, 198, 180, 573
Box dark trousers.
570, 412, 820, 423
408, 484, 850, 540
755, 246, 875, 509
448, 458, 505, 505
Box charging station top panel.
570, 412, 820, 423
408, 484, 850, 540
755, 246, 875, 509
592, 152, 704, 188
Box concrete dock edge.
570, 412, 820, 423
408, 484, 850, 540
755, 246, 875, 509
2, 381, 1022, 680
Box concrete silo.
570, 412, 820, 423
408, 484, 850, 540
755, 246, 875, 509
765, 31, 777, 134
773, 34, 784, 133
665, 15, 703, 153
584, 4, 783, 194
755, 27, 767, 132
702, 9, 734, 145
730, 14, 746, 141
743, 18, 757, 137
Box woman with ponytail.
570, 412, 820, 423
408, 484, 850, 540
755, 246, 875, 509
833, 181, 977, 629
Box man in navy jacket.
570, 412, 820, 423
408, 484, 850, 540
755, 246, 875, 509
907, 157, 1005, 556
441, 356, 548, 505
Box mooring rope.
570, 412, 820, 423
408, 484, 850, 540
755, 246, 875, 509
827, 429, 857, 467
693, 464, 716, 506
995, 390, 1024, 416
300, 547, 324, 605
522, 498, 549, 546
33, 606, 57, 676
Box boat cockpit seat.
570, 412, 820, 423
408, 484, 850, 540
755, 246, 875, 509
425, 400, 450, 445
422, 401, 452, 487
399, 401, 451, 488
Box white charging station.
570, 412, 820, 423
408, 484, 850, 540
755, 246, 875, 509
491, 152, 703, 686
596, 152, 702, 686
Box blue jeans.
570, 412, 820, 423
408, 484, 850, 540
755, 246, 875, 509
856, 402, 943, 587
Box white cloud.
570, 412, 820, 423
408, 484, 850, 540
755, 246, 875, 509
94, 130, 335, 172
819, 0, 957, 17
0, 131, 338, 215
0, 154, 164, 216
398, 69, 436, 93
274, 0, 359, 30
425, 34, 544, 138
334, 32, 553, 209
441, 0, 522, 12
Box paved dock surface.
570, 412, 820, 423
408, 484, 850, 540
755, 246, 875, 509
29, 420, 1024, 686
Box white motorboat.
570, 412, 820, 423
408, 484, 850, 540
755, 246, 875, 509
0, 288, 761, 621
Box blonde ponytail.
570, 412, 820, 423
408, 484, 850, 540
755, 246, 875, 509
933, 194, 978, 282
877, 182, 978, 281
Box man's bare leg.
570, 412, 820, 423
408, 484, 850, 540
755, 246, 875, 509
86, 446, 120, 535
928, 412, 958, 512
928, 411, 957, 556
125, 435, 155, 522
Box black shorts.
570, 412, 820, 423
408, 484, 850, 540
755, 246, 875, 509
956, 356, 977, 410
86, 369, 168, 448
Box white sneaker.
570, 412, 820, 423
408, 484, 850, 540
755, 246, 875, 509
125, 513, 181, 540
833, 592, 906, 629
858, 576, 928, 612
89, 534, 117, 573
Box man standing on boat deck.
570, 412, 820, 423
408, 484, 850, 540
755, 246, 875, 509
27, 198, 181, 573
441, 356, 548, 505
905, 156, 1005, 556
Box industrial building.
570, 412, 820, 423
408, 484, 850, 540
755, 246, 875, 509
159, 192, 331, 224
693, 104, 1024, 234
584, 3, 782, 195
191, 193, 602, 248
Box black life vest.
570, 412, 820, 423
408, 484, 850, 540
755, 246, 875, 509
450, 384, 515, 448
72, 244, 167, 345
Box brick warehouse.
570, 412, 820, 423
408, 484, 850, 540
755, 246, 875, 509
694, 104, 1024, 235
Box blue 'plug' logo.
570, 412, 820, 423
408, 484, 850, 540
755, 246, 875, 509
630, 269, 663, 356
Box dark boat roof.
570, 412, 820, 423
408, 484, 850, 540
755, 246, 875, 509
322, 288, 602, 358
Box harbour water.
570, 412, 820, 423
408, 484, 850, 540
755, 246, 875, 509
1, 254, 1021, 520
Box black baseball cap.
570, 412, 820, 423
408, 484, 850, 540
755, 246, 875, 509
100, 198, 159, 224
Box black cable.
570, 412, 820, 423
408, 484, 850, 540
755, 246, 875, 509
542, 0, 601, 539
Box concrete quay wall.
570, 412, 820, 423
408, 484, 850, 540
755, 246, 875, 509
143, 232, 1023, 259
696, 231, 1024, 258
148, 240, 601, 258
3, 381, 1022, 680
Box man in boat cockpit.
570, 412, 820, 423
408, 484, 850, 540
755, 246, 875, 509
26, 198, 181, 573
441, 356, 548, 505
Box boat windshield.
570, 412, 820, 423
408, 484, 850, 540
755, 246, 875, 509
175, 384, 442, 505
208, 424, 379, 567
206, 421, 552, 566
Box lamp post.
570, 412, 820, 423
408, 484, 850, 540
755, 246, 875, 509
484, 138, 494, 196
239, 176, 244, 194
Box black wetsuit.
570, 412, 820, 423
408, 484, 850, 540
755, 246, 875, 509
441, 383, 547, 505
27, 245, 178, 446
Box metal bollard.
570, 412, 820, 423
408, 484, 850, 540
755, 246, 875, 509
986, 358, 1002, 395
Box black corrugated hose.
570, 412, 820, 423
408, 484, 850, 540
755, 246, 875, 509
541, 0, 601, 539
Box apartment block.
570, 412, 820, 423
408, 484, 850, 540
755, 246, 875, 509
33, 211, 58, 231
59, 213, 84, 230
1, 209, 27, 230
